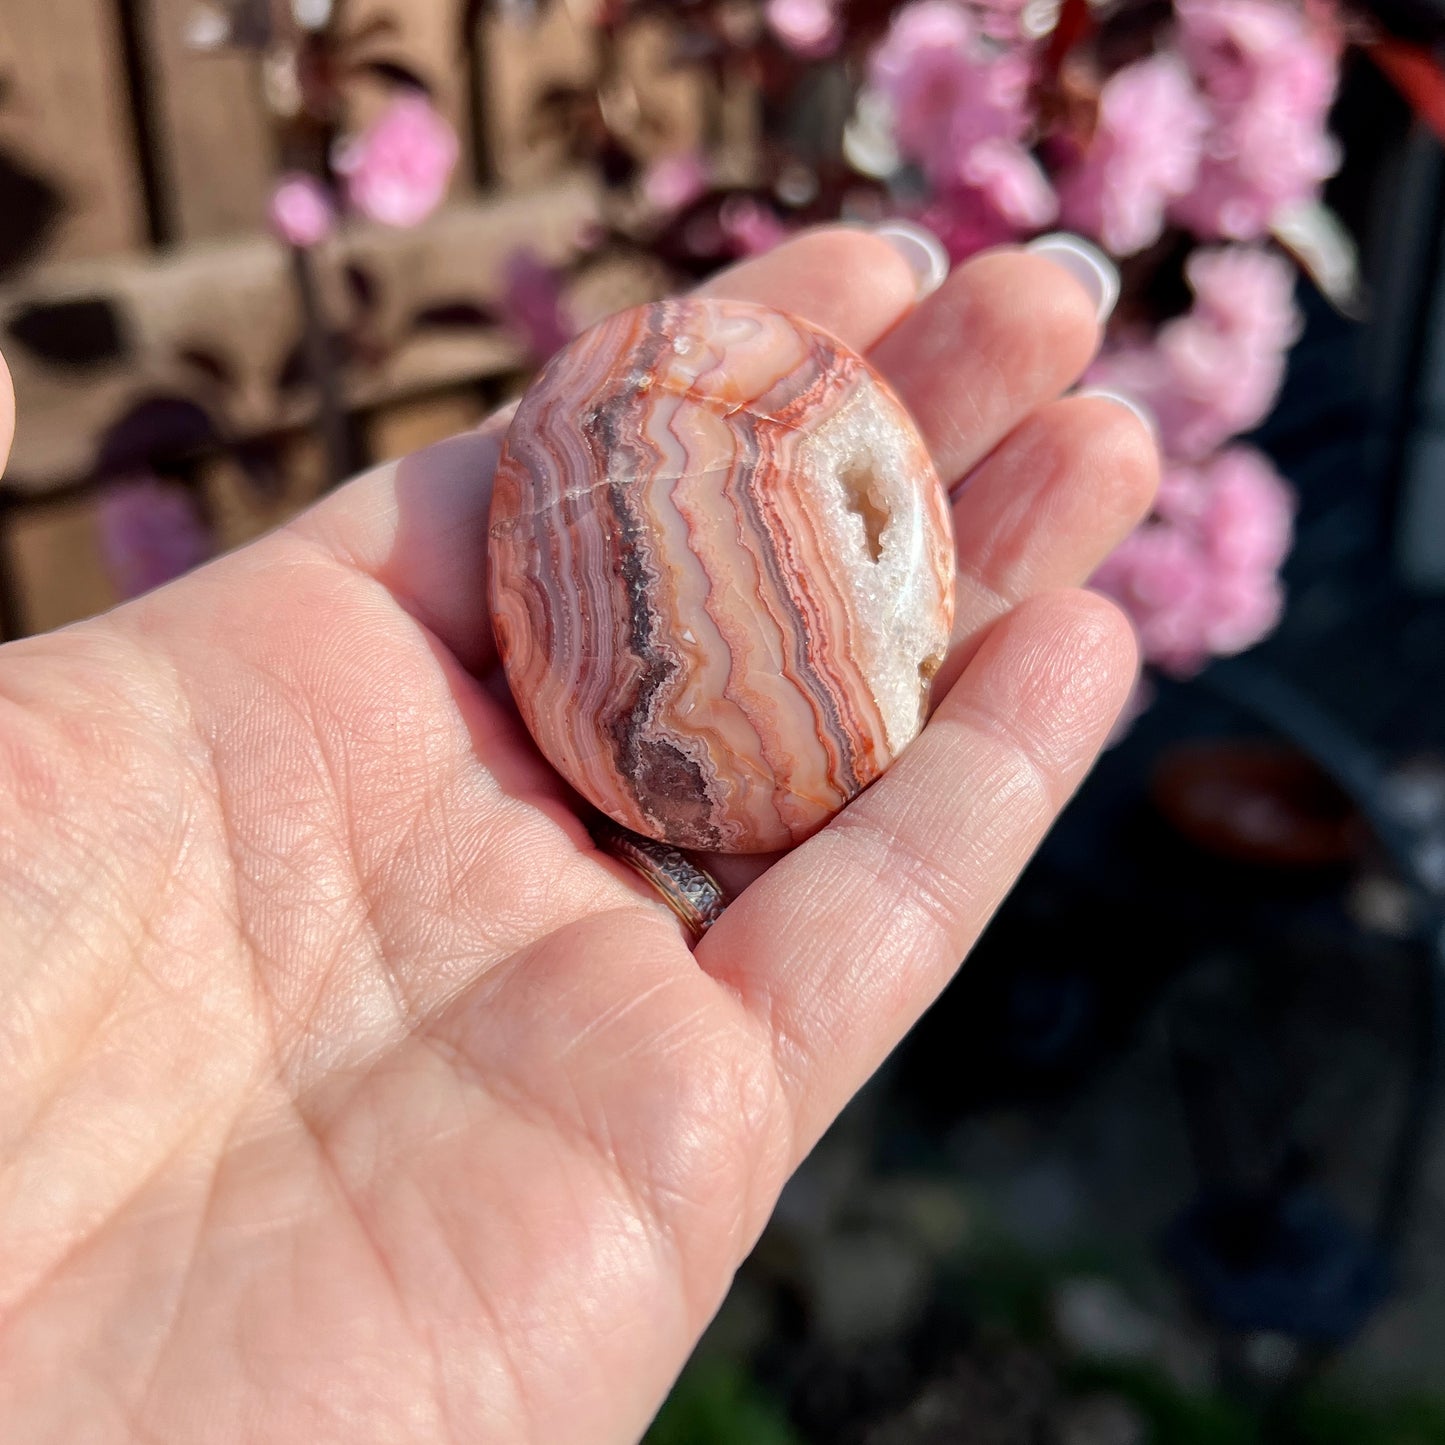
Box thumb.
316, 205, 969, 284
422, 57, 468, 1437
0, 350, 13, 477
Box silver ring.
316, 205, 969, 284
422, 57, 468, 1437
593, 820, 728, 944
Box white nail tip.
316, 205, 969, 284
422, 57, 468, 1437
1076, 387, 1158, 439
1026, 233, 1121, 324
873, 220, 951, 300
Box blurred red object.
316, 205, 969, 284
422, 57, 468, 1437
1368, 38, 1445, 143
1152, 740, 1362, 867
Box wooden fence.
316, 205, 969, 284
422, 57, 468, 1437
0, 0, 716, 636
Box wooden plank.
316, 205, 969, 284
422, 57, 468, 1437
136, 0, 276, 241
479, 0, 597, 186
366, 389, 487, 463
477, 3, 707, 181
614, 14, 705, 162
0, 177, 598, 492
0, 0, 146, 261
5, 496, 118, 634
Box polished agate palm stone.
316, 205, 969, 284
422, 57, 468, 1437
488, 297, 955, 853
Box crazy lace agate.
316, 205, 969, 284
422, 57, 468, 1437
488, 297, 955, 853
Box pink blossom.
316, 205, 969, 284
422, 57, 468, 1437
1204, 565, 1285, 654
1092, 447, 1293, 674
870, 2, 1051, 236
1089, 245, 1300, 459
719, 196, 791, 257
873, 0, 976, 79
765, 0, 842, 57
642, 151, 710, 214
871, 3, 980, 177
98, 476, 212, 600
1094, 522, 1214, 674
267, 173, 335, 249
1056, 55, 1209, 257
963, 137, 1059, 229
917, 189, 1020, 261
336, 95, 459, 229
499, 248, 575, 364
1186, 239, 1304, 343
975, 0, 1033, 42
1172, 0, 1341, 240
1198, 443, 1294, 572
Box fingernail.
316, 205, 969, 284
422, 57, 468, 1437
1026, 232, 1120, 324
1077, 386, 1157, 439
873, 220, 950, 299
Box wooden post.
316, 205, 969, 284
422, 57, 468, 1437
0, 0, 147, 260
132, 0, 278, 241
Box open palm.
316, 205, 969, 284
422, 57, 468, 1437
0, 229, 1155, 1443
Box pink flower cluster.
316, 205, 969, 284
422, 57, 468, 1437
1053, 0, 1340, 257
641, 152, 711, 214
775, 0, 1339, 679
1090, 244, 1301, 460
869, 1, 1056, 241
268, 173, 336, 249
765, 0, 842, 58
269, 94, 460, 248
1087, 245, 1301, 673
1173, 0, 1341, 241
871, 0, 1339, 265
1056, 56, 1208, 256
337, 95, 459, 229
1092, 447, 1294, 675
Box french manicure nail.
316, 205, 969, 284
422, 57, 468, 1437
1076, 386, 1157, 439
874, 220, 950, 300
1026, 232, 1120, 325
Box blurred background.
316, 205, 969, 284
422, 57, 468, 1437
2, 0, 1445, 1439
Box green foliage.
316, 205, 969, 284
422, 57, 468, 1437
1066, 1362, 1262, 1445
644, 1359, 801, 1445
954, 1233, 1121, 1342
1291, 1391, 1445, 1445
1066, 1360, 1445, 1445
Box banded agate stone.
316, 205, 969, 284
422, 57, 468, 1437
488, 297, 955, 853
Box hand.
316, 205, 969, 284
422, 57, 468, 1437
0, 230, 1155, 1443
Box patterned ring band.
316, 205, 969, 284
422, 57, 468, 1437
593, 820, 728, 944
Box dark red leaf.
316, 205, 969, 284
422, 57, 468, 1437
95, 397, 218, 477
1045, 0, 1097, 80
1369, 39, 1445, 143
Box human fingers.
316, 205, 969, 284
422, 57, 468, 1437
698, 590, 1138, 1153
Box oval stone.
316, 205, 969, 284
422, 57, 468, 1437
488, 297, 956, 853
